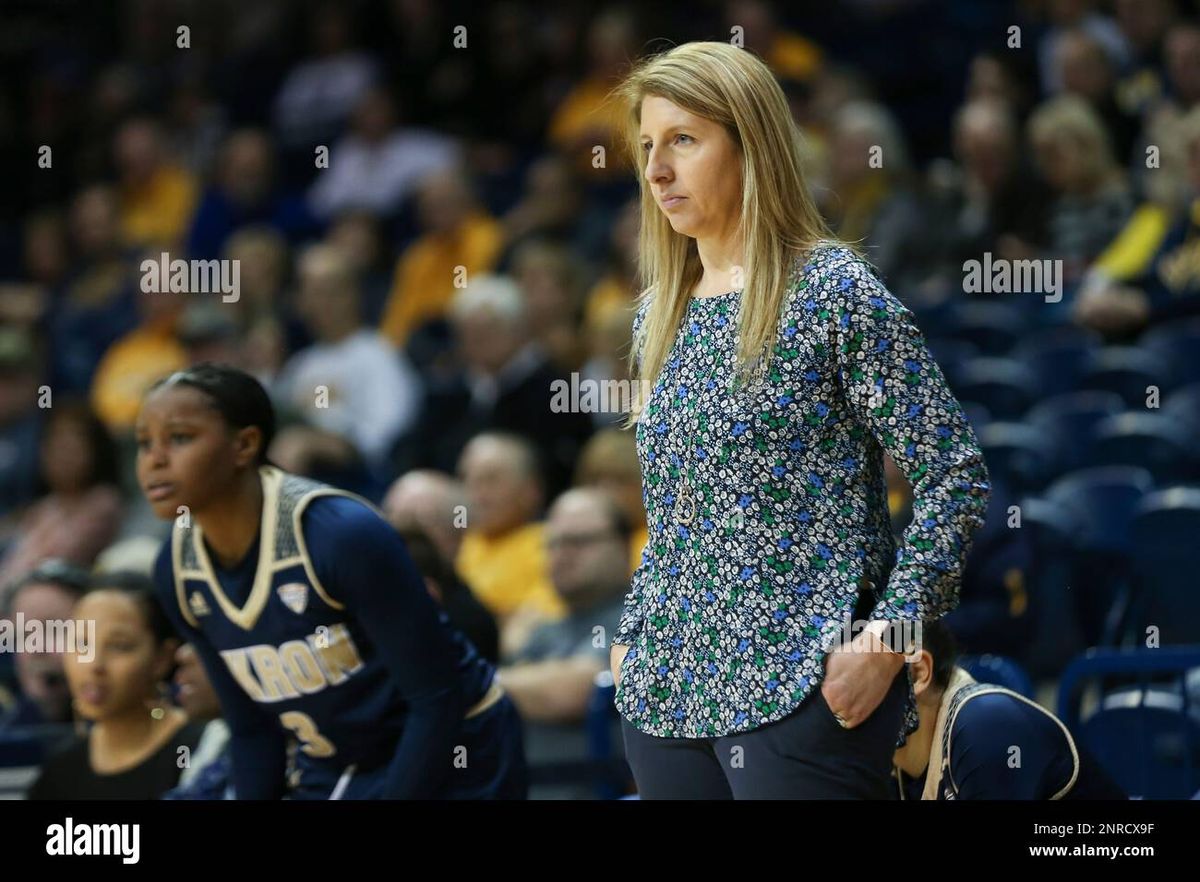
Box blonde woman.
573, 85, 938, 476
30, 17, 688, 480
607, 42, 991, 799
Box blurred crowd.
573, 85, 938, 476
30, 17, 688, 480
2, 0, 1200, 798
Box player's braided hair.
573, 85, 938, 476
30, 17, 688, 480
149, 363, 276, 465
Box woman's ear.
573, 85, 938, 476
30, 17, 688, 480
234, 425, 264, 468
908, 649, 935, 699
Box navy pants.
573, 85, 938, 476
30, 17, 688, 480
621, 667, 907, 799
292, 695, 529, 800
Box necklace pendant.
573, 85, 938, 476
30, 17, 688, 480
675, 478, 696, 525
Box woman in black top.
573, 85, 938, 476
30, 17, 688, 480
28, 573, 203, 800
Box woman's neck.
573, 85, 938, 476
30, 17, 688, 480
89, 706, 186, 775
695, 234, 744, 280
196, 468, 265, 569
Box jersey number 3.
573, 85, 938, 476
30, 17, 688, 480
279, 711, 337, 757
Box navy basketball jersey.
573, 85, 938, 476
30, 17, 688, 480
167, 466, 495, 780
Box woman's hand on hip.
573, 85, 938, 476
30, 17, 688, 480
610, 643, 631, 689
820, 629, 906, 729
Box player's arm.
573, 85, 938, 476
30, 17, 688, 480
497, 655, 604, 724
305, 496, 467, 799
153, 545, 288, 799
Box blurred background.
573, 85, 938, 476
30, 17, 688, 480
1, 0, 1200, 799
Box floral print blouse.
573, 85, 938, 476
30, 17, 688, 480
614, 244, 991, 741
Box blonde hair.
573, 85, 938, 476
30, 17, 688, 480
1028, 95, 1120, 189
612, 41, 835, 424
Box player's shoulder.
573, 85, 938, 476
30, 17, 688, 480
952, 688, 1062, 744
297, 490, 390, 544
151, 538, 176, 595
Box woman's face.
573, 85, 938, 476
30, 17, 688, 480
40, 416, 94, 493
135, 384, 256, 520
640, 96, 743, 245
66, 591, 173, 722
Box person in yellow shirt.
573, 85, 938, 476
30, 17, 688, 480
573, 428, 646, 575
113, 118, 198, 251
455, 432, 566, 658
379, 168, 503, 349
547, 9, 637, 178
90, 294, 187, 434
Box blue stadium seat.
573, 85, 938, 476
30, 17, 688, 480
1057, 647, 1200, 799
978, 422, 1056, 494
1045, 466, 1155, 646
1027, 391, 1125, 475
1163, 382, 1200, 436
1014, 496, 1086, 677
1128, 487, 1200, 647
952, 358, 1038, 420
1140, 317, 1200, 388
1078, 346, 1174, 408
959, 654, 1036, 698
1014, 326, 1103, 398
1088, 412, 1196, 484
940, 301, 1026, 356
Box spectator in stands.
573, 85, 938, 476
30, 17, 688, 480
163, 643, 232, 799
1055, 29, 1141, 165
89, 283, 188, 436
932, 99, 1050, 273
1076, 105, 1200, 336
510, 240, 588, 373
28, 573, 204, 799
0, 401, 122, 594
547, 8, 639, 179
186, 129, 313, 261
112, 117, 198, 251
0, 560, 91, 729
271, 243, 421, 477
498, 488, 630, 723
271, 4, 378, 151
0, 332, 44, 527
308, 85, 460, 222
379, 168, 504, 349
49, 185, 139, 395
393, 274, 593, 498
383, 469, 468, 564
892, 620, 1126, 800
574, 429, 647, 574
1028, 95, 1134, 284
455, 432, 564, 656
826, 101, 927, 285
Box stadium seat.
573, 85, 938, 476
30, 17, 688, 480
1128, 487, 1200, 647
1140, 317, 1200, 388
1027, 391, 1125, 475
1087, 412, 1197, 484
978, 422, 1056, 494
1058, 647, 1200, 799
939, 301, 1026, 356
1078, 346, 1174, 408
1012, 497, 1086, 678
1163, 382, 1200, 436
1045, 466, 1155, 646
1014, 325, 1103, 398
952, 358, 1039, 420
